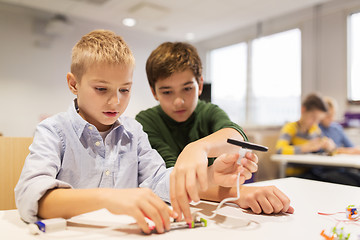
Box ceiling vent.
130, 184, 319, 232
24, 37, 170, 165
128, 2, 169, 20
70, 0, 110, 6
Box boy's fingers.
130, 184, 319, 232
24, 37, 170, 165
273, 187, 292, 213
150, 197, 172, 232
286, 206, 295, 214
245, 152, 258, 163
240, 158, 258, 173
196, 162, 208, 192
266, 194, 284, 213
174, 170, 192, 223
241, 168, 252, 180
170, 172, 182, 221
185, 169, 200, 202
246, 199, 262, 214
133, 209, 151, 234
257, 195, 274, 214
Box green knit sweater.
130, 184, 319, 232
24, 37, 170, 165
135, 100, 247, 168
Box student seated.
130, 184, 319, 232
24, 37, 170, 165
276, 93, 335, 155
136, 42, 294, 222
14, 30, 256, 234
276, 93, 360, 186
319, 96, 360, 154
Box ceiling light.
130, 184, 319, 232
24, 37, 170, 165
122, 18, 136, 27
185, 32, 195, 41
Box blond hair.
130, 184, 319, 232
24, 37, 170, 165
323, 96, 338, 112
71, 29, 135, 81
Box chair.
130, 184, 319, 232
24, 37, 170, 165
0, 137, 33, 210
246, 128, 281, 181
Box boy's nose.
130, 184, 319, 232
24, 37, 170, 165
173, 97, 184, 107
108, 91, 121, 105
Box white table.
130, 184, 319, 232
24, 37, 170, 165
271, 154, 360, 178
1, 178, 360, 240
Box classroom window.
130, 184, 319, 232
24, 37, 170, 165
209, 43, 247, 124
251, 29, 301, 125
348, 12, 360, 102
209, 28, 301, 126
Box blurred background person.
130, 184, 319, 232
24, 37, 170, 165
320, 96, 360, 154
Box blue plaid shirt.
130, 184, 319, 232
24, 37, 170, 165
15, 100, 171, 223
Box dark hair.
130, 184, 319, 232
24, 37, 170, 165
302, 93, 328, 112
146, 42, 202, 90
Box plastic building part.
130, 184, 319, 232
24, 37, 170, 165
148, 214, 207, 233
346, 205, 359, 220
320, 226, 350, 240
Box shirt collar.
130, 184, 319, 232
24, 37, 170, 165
68, 99, 124, 139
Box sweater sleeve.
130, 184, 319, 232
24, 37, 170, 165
206, 103, 248, 141
275, 123, 300, 155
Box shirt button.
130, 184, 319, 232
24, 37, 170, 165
105, 170, 110, 176
88, 126, 93, 130
95, 141, 101, 146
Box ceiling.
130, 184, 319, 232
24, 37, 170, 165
0, 0, 334, 42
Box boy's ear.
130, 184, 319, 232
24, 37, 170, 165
67, 72, 78, 95
198, 76, 204, 96
300, 106, 306, 115
151, 87, 159, 101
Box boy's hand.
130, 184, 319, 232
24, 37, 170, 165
170, 149, 258, 224
301, 138, 325, 153
208, 152, 258, 187
321, 137, 336, 153
301, 137, 336, 153
170, 144, 208, 223
236, 185, 294, 214
103, 188, 176, 234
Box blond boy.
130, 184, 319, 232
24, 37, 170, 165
15, 30, 252, 234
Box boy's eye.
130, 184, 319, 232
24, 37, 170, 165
95, 87, 107, 92
184, 87, 193, 91
161, 91, 172, 95
120, 89, 130, 93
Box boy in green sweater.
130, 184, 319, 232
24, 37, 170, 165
136, 42, 294, 223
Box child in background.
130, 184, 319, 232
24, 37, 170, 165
319, 96, 360, 154
136, 42, 294, 223
276, 93, 336, 155
14, 30, 254, 234
275, 93, 360, 185
317, 96, 360, 186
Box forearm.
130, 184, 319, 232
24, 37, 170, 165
38, 188, 107, 219
336, 147, 360, 154
191, 128, 244, 158
199, 185, 237, 202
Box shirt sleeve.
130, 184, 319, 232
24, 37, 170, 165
14, 120, 72, 223
338, 126, 355, 148
276, 123, 300, 154
134, 121, 171, 203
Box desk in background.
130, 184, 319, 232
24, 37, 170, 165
271, 154, 360, 178
1, 177, 360, 240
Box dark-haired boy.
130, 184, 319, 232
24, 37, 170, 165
136, 42, 294, 223
276, 93, 336, 154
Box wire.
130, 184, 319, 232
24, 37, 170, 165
207, 171, 241, 219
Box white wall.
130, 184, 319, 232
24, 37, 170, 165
2, 0, 360, 136
0, 3, 172, 137
196, 0, 360, 122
